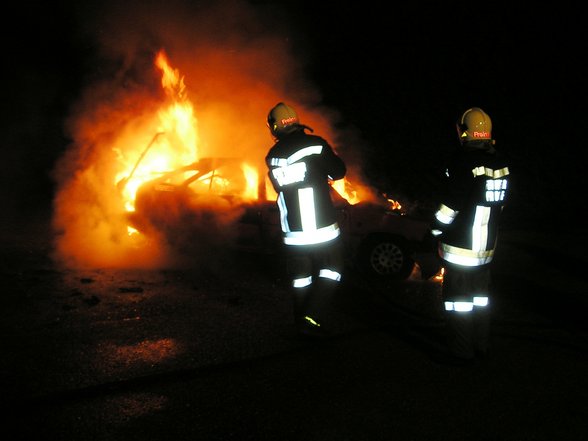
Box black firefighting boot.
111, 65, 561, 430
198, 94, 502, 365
293, 285, 330, 339
293, 286, 318, 334
297, 315, 328, 339
293, 286, 311, 321
305, 278, 339, 327
444, 310, 475, 361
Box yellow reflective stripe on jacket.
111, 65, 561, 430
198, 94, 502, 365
471, 166, 510, 178
440, 243, 495, 266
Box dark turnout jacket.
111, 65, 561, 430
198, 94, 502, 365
265, 128, 346, 246
432, 142, 510, 267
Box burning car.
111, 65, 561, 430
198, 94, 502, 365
124, 156, 439, 280
53, 50, 441, 274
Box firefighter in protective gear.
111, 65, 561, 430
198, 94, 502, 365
265, 102, 347, 337
431, 107, 510, 362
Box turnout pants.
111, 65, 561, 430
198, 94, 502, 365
441, 263, 492, 359
286, 237, 344, 327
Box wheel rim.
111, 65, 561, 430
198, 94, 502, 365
369, 241, 404, 275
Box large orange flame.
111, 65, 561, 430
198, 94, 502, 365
114, 51, 365, 224
115, 50, 199, 214
51, 48, 397, 269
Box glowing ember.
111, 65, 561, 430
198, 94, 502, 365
433, 266, 445, 282
387, 198, 402, 211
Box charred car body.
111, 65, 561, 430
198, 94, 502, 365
125, 157, 439, 280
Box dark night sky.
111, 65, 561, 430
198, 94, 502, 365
2, 1, 585, 228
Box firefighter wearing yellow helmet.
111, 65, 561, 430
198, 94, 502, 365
431, 107, 511, 364
456, 107, 493, 144
267, 102, 314, 140
265, 102, 347, 338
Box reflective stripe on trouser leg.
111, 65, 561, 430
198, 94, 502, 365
306, 274, 340, 328
293, 276, 312, 288
318, 268, 341, 282
444, 301, 474, 312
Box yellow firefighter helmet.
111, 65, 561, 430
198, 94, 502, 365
457, 107, 492, 143
267, 102, 300, 138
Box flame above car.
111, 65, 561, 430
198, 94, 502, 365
51, 49, 402, 269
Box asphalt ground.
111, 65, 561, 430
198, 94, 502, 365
1, 219, 587, 441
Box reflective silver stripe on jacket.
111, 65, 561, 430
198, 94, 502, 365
439, 205, 494, 266
277, 192, 289, 233
435, 203, 458, 225
299, 187, 317, 232
277, 185, 341, 246
284, 223, 340, 246
272, 162, 307, 187
472, 205, 491, 252
269, 145, 323, 167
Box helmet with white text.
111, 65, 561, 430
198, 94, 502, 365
267, 102, 300, 139
457, 107, 492, 144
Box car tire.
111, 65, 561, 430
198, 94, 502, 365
357, 234, 415, 280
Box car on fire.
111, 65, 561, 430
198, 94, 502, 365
125, 157, 440, 280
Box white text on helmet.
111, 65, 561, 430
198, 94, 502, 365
473, 131, 490, 138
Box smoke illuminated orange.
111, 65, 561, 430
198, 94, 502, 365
51, 45, 396, 270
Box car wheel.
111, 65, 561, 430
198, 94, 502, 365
358, 235, 414, 280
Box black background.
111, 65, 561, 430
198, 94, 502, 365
2, 1, 585, 228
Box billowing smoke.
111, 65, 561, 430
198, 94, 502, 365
51, 0, 369, 269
